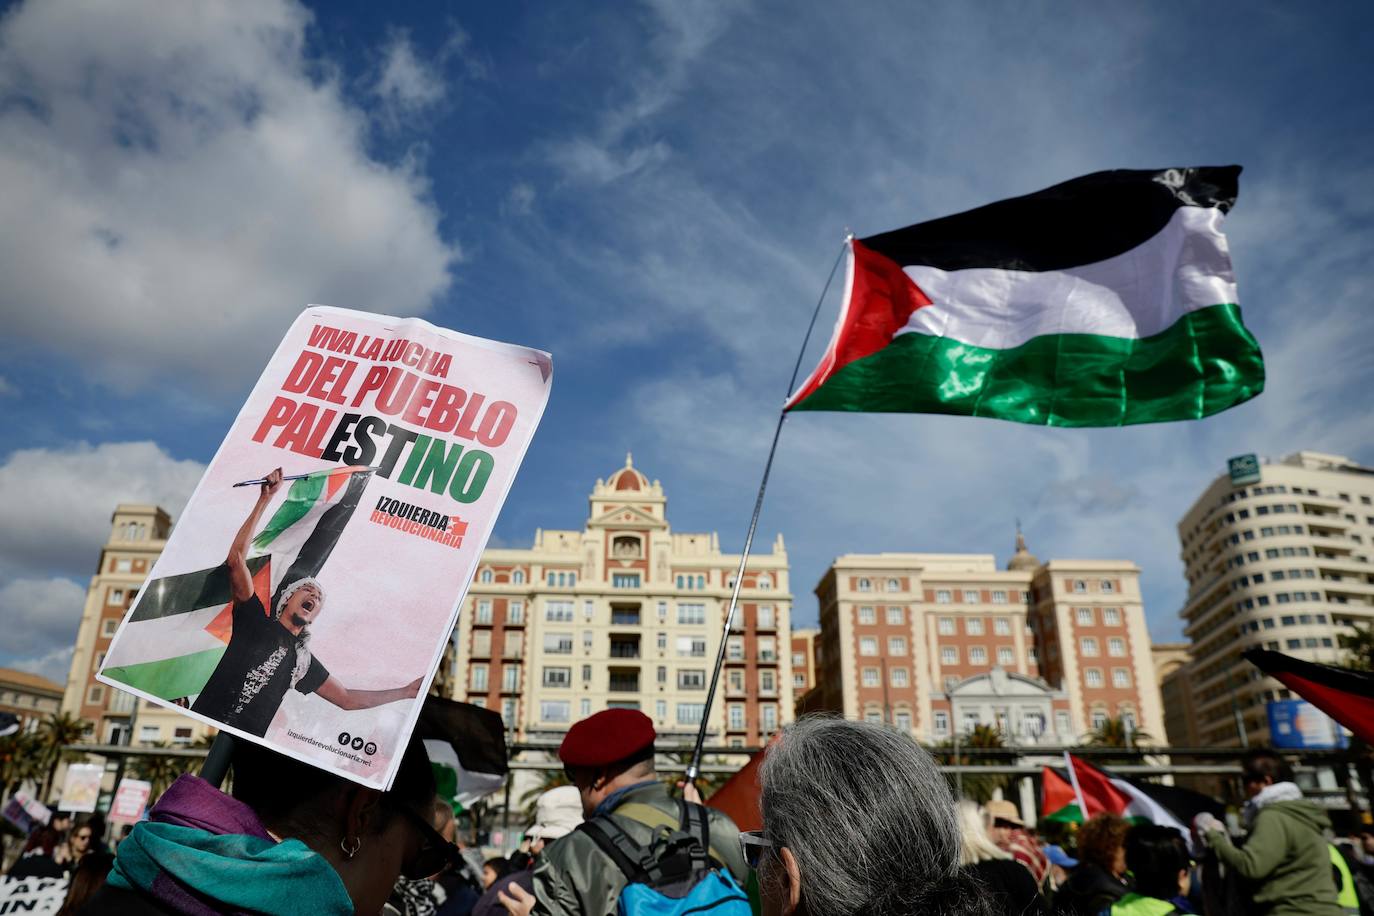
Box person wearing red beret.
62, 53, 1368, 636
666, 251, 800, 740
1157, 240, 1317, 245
499, 708, 748, 916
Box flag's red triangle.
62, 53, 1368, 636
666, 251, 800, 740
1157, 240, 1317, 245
204, 561, 273, 644
1068, 754, 1130, 817
1042, 766, 1078, 815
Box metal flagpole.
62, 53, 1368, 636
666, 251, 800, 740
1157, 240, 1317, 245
685, 234, 851, 787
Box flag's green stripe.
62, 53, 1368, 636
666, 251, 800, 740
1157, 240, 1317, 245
251, 473, 326, 551
104, 648, 227, 701
789, 302, 1264, 427
130, 556, 269, 623
1045, 803, 1083, 824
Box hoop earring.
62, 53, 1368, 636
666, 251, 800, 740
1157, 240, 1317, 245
340, 836, 360, 859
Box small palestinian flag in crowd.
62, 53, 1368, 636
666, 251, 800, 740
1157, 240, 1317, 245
1043, 755, 1222, 832
102, 467, 373, 700
414, 695, 509, 811
1244, 648, 1374, 744
786, 167, 1264, 427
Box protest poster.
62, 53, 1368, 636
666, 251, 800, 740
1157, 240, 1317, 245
109, 778, 152, 824
0, 790, 50, 833
0, 876, 67, 913
57, 764, 103, 813
98, 306, 553, 788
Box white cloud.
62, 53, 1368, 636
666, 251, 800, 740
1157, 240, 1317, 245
9, 646, 75, 688
372, 28, 446, 125
0, 0, 459, 396
0, 441, 205, 580
505, 183, 537, 217
0, 577, 86, 660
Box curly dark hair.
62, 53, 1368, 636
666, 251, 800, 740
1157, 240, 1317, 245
1077, 813, 1130, 872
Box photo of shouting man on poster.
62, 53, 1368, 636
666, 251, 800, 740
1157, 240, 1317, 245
190, 468, 422, 737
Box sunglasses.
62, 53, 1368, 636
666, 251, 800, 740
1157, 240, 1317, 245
738, 830, 777, 870
390, 802, 463, 880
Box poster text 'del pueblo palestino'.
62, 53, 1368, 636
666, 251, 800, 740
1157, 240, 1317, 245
98, 306, 553, 789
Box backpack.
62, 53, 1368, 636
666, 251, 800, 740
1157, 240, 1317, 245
578, 799, 751, 916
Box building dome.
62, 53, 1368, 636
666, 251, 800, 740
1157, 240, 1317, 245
611, 453, 649, 491
1006, 527, 1040, 571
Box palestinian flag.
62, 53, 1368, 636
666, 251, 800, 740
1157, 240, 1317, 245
414, 695, 509, 811
1056, 755, 1215, 837
100, 467, 372, 700
1244, 648, 1374, 744
1042, 766, 1082, 823
785, 167, 1264, 427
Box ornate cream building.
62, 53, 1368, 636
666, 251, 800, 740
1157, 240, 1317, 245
437, 456, 794, 747
810, 535, 1166, 745
1176, 451, 1374, 746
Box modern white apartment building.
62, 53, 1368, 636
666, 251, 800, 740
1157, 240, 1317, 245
1177, 451, 1374, 746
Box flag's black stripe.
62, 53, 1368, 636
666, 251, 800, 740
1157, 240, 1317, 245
1243, 648, 1374, 696
416, 695, 509, 775
270, 471, 372, 610
130, 556, 270, 622
860, 166, 1240, 273
1121, 775, 1224, 822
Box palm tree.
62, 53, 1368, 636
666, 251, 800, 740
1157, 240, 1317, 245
659, 751, 735, 799
938, 723, 1011, 803
1, 731, 47, 794
1339, 623, 1374, 671
1085, 716, 1152, 749
37, 712, 91, 800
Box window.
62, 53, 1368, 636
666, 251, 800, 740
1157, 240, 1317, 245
480, 569, 493, 584
760, 670, 776, 693
611, 606, 640, 625
758, 605, 775, 628
859, 637, 878, 656
758, 637, 777, 661
857, 578, 872, 592
1108, 637, 1126, 657
934, 711, 950, 734
678, 669, 706, 690
1112, 668, 1131, 688
894, 711, 912, 731
888, 636, 907, 656
108, 587, 125, 605
138, 725, 160, 744
938, 617, 955, 635
612, 573, 640, 589
965, 618, 984, 636
993, 617, 1010, 635
761, 704, 778, 733
1100, 580, 1115, 593
757, 574, 773, 590
583, 665, 593, 682
886, 578, 901, 592
858, 606, 876, 625
86, 685, 104, 705
728, 670, 744, 693
1081, 637, 1099, 657
890, 667, 909, 688
1091, 709, 1108, 729
508, 601, 525, 625
502, 665, 520, 691
541, 701, 570, 723
543, 632, 573, 654
1085, 668, 1104, 688
1073, 579, 1087, 593
862, 667, 880, 687
729, 704, 746, 729
1103, 608, 1121, 626
497, 632, 521, 657
657, 665, 668, 684
501, 698, 516, 725
513, 569, 525, 585
941, 646, 958, 665
584, 630, 595, 650
969, 646, 987, 665
727, 637, 745, 661
542, 667, 571, 688
886, 606, 904, 625
936, 590, 952, 604
656, 631, 667, 651
676, 636, 708, 657
865, 710, 883, 724
584, 600, 595, 620
677, 703, 706, 725
470, 664, 488, 691
677, 603, 706, 625
1076, 607, 1094, 625
115, 558, 132, 573
963, 590, 980, 603
992, 590, 1007, 604
544, 600, 573, 622
101, 618, 119, 638
997, 647, 1014, 666
793, 674, 806, 688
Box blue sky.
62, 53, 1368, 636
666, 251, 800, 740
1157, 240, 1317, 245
2, 0, 1372, 682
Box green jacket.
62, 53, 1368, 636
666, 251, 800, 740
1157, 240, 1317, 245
532, 782, 749, 916
1206, 799, 1344, 916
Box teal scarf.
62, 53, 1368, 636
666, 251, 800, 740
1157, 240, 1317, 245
109, 821, 353, 916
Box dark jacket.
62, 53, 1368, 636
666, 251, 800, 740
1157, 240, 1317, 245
969, 857, 1048, 916
531, 782, 747, 916
1052, 862, 1128, 916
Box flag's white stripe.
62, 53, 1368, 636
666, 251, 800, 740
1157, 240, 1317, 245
896, 206, 1236, 350
1109, 777, 1188, 834
105, 605, 226, 665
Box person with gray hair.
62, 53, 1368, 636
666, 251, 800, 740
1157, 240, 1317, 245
190, 466, 422, 736
747, 717, 995, 916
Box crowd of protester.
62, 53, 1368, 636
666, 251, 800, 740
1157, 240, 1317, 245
5, 714, 1374, 916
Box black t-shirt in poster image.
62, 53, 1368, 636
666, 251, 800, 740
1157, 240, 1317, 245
191, 593, 329, 737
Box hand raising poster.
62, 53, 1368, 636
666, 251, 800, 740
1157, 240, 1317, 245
99, 306, 552, 788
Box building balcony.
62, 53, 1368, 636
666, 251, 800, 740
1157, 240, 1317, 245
611, 611, 642, 626
757, 652, 778, 664
608, 667, 640, 693
609, 642, 641, 659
